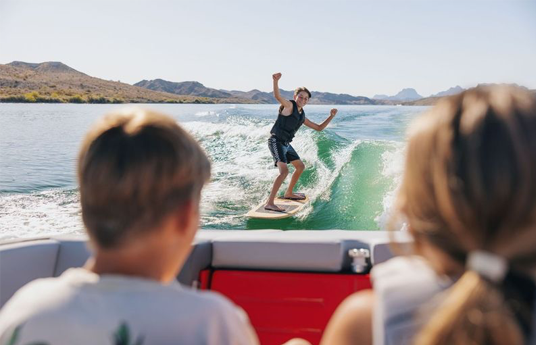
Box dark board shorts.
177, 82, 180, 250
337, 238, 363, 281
268, 135, 301, 167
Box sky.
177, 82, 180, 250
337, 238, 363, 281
0, 0, 535, 98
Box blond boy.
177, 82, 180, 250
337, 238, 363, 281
0, 108, 258, 345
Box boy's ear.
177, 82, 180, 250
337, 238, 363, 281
173, 200, 197, 235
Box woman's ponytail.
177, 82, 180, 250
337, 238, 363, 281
415, 271, 525, 345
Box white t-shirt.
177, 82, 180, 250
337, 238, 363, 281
0, 268, 259, 345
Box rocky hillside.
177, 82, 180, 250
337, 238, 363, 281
430, 85, 464, 97
310, 92, 382, 105
402, 97, 441, 106
3, 61, 531, 105
373, 88, 423, 101
135, 79, 231, 99
403, 84, 536, 106
0, 62, 218, 104
136, 79, 384, 105
227, 88, 383, 105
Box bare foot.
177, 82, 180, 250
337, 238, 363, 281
283, 192, 306, 200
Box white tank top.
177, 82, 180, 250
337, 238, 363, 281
372, 256, 536, 345
371, 256, 453, 345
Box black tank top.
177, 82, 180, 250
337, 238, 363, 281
270, 100, 305, 142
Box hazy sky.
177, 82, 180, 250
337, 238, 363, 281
0, 0, 535, 97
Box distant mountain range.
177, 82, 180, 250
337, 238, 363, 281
1, 61, 531, 105
373, 86, 466, 102
373, 88, 423, 101
134, 79, 233, 99
0, 62, 386, 104
134, 78, 385, 105
0, 61, 213, 104
431, 85, 465, 97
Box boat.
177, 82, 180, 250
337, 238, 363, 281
0, 229, 412, 345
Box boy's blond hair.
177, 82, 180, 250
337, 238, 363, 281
78, 108, 211, 248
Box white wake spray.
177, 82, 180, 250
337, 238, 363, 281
0, 190, 83, 241
184, 117, 363, 224
375, 142, 406, 230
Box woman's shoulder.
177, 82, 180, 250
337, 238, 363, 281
371, 255, 453, 314
373, 255, 451, 287
372, 256, 434, 280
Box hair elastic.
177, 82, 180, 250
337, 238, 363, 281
466, 250, 508, 283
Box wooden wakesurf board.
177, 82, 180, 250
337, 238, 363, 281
246, 196, 309, 219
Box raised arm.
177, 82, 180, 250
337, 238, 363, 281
273, 73, 293, 114
304, 108, 338, 131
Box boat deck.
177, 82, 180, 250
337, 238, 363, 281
0, 229, 412, 345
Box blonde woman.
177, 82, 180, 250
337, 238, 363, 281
0, 109, 259, 345
321, 86, 536, 345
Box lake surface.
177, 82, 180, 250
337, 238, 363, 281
0, 103, 427, 240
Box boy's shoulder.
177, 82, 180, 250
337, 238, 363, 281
0, 268, 238, 316
173, 284, 252, 327
0, 269, 257, 344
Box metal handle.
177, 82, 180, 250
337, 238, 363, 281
348, 248, 370, 273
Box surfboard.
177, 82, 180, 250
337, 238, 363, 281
246, 196, 309, 219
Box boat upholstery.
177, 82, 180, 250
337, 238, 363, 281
0, 230, 412, 311
53, 236, 92, 277
0, 230, 413, 345
0, 239, 60, 308
211, 230, 412, 271
0, 235, 217, 309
